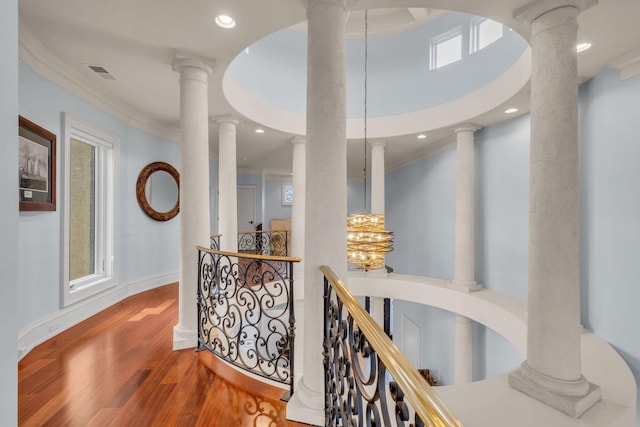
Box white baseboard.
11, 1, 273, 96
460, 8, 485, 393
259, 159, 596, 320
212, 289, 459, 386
17, 271, 178, 360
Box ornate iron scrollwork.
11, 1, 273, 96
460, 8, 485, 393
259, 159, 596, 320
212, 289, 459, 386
238, 230, 289, 256
197, 249, 295, 395
210, 234, 221, 250
323, 276, 427, 427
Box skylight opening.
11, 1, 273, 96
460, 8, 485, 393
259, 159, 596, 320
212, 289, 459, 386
470, 17, 503, 54
429, 27, 462, 70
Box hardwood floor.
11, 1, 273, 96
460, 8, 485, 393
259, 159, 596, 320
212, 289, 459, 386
18, 283, 311, 427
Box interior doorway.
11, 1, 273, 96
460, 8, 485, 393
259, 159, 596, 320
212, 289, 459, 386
237, 185, 257, 233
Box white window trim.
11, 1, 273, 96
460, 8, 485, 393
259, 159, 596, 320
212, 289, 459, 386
429, 26, 463, 70
62, 113, 119, 307
469, 17, 503, 54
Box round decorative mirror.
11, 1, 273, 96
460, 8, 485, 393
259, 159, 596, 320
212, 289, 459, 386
136, 161, 180, 221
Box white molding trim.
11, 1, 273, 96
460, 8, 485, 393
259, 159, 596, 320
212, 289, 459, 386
18, 22, 180, 143
265, 173, 293, 180
608, 48, 640, 80
17, 271, 178, 360
386, 136, 456, 173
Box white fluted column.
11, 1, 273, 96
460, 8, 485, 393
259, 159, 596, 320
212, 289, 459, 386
510, 0, 600, 417
367, 139, 387, 325
290, 136, 306, 383
172, 51, 213, 350
287, 0, 348, 424
216, 116, 240, 252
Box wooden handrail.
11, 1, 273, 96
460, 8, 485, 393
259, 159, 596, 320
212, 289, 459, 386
237, 229, 287, 235
321, 266, 463, 427
197, 246, 301, 263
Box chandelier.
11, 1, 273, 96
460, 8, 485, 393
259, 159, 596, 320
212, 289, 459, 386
347, 10, 394, 271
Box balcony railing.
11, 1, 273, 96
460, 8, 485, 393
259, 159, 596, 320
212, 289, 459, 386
197, 246, 300, 397
238, 229, 289, 257
322, 266, 462, 427
210, 234, 221, 250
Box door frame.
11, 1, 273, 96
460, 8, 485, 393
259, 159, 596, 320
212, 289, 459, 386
237, 184, 257, 232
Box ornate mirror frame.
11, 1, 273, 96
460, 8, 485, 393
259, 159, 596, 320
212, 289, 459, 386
136, 161, 180, 221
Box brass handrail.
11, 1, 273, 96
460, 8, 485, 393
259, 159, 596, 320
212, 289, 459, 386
321, 266, 463, 427
197, 246, 301, 263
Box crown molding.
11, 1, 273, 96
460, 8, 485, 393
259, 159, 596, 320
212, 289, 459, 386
385, 136, 456, 174
18, 21, 180, 143
608, 48, 640, 81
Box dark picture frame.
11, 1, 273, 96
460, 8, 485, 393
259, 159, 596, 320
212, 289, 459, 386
19, 116, 56, 211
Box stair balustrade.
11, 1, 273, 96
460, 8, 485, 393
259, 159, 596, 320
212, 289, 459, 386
322, 266, 462, 427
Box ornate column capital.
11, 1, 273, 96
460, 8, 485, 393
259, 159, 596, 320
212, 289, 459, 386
290, 136, 306, 146
210, 115, 240, 127
514, 0, 597, 25
367, 138, 386, 149
454, 124, 482, 135
172, 49, 215, 77
302, 0, 354, 11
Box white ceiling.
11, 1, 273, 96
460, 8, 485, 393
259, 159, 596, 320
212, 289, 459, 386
18, 0, 640, 178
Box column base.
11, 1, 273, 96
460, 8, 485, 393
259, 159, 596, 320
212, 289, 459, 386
286, 377, 324, 426
448, 280, 483, 293
509, 363, 601, 418
172, 323, 197, 350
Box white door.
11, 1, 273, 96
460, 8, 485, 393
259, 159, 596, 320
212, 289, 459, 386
237, 185, 257, 233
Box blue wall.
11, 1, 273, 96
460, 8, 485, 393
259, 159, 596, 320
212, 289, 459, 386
18, 61, 183, 331
386, 69, 640, 422
0, 0, 19, 423
386, 148, 456, 279
264, 177, 292, 229
384, 148, 459, 384
579, 70, 640, 424
474, 116, 530, 300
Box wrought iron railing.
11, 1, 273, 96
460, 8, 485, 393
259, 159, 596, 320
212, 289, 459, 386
238, 229, 289, 256
210, 234, 221, 250
322, 266, 462, 427
197, 246, 300, 398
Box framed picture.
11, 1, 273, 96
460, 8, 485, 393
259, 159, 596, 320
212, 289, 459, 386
19, 116, 56, 211
281, 184, 293, 206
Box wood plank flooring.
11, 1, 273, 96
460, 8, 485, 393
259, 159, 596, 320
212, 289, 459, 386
18, 283, 311, 427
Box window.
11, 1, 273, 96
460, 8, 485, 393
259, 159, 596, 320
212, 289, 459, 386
429, 28, 462, 70
62, 114, 117, 306
470, 18, 503, 54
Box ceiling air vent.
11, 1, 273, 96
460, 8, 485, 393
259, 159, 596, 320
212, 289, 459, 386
87, 65, 116, 80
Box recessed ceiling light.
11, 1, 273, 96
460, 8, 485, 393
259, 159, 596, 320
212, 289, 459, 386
417, 134, 427, 139
215, 15, 235, 29
576, 42, 591, 53
255, 128, 265, 134
505, 108, 519, 114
